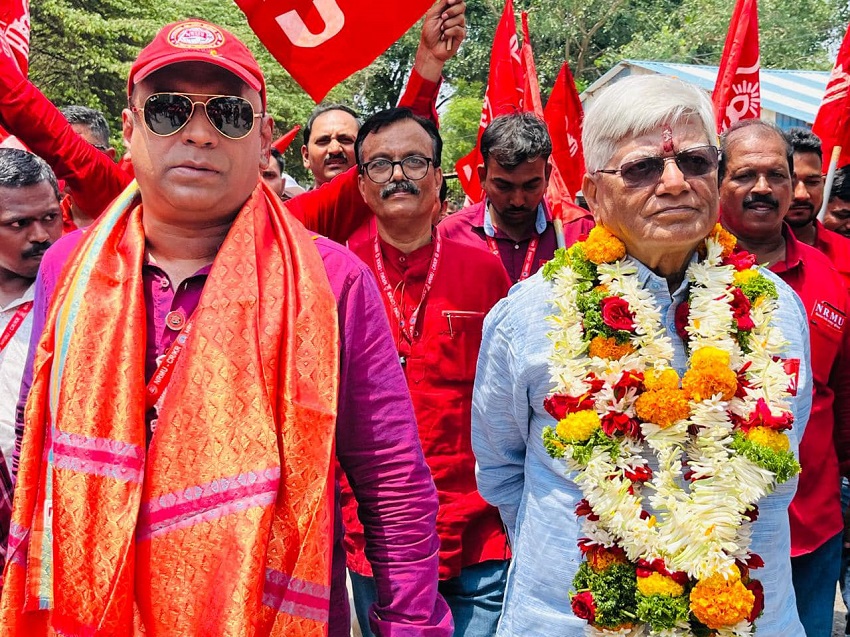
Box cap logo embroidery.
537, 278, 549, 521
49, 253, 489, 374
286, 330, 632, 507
168, 23, 225, 50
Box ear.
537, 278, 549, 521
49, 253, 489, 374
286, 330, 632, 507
106, 147, 117, 161
582, 173, 599, 216
301, 144, 310, 170
122, 108, 135, 151
259, 115, 273, 169
477, 162, 486, 185
544, 160, 553, 185
357, 171, 368, 202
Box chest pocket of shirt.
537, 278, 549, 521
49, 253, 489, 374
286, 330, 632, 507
424, 309, 487, 384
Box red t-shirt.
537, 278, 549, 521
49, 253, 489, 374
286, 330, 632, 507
770, 225, 850, 555
344, 226, 512, 579
438, 199, 594, 283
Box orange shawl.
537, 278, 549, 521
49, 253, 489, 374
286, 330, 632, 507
1, 182, 339, 636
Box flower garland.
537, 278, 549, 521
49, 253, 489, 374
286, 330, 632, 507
542, 224, 801, 636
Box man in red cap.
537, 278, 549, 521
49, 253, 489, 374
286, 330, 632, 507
0, 18, 456, 637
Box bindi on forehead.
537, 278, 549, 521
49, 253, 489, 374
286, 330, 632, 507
661, 124, 674, 153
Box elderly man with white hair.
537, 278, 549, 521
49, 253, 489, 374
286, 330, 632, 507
472, 75, 811, 636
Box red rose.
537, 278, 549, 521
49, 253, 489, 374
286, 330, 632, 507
571, 591, 597, 623
724, 250, 757, 271
601, 411, 641, 438
746, 553, 765, 569
674, 301, 690, 341
544, 393, 594, 419
613, 370, 644, 394
575, 499, 600, 521
624, 464, 653, 483
746, 579, 765, 623
743, 506, 760, 523
733, 398, 794, 432
600, 296, 636, 332
730, 287, 755, 331
735, 361, 753, 399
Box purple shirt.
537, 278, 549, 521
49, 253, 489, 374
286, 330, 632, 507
13, 228, 451, 636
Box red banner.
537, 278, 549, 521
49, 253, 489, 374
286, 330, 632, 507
544, 61, 585, 204
0, 0, 29, 75
455, 0, 523, 201
235, 0, 433, 102
813, 23, 850, 169
272, 124, 301, 153
712, 0, 760, 133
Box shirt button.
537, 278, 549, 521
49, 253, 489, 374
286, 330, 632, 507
399, 256, 407, 263
159, 278, 170, 290
165, 310, 185, 331
413, 330, 420, 337
514, 243, 520, 250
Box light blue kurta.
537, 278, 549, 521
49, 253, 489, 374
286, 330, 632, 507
472, 257, 811, 636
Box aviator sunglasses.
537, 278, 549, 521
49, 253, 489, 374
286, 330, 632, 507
594, 144, 720, 188
134, 93, 262, 139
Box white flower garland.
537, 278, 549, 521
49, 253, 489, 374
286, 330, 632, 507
546, 229, 798, 636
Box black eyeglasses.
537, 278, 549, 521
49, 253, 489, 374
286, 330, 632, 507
361, 156, 433, 184
132, 93, 262, 139
595, 145, 720, 188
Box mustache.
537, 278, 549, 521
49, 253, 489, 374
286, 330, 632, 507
790, 200, 814, 211
381, 180, 420, 198
22, 242, 51, 259
324, 153, 348, 165
743, 193, 779, 209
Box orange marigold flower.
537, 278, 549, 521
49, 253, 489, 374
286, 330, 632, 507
691, 346, 731, 369
644, 368, 680, 391
589, 336, 635, 360
636, 572, 686, 597
682, 363, 738, 402
689, 567, 755, 629
635, 388, 690, 428
710, 223, 738, 258
583, 226, 627, 264
587, 546, 628, 572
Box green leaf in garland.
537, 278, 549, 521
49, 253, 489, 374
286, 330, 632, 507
730, 431, 801, 483
738, 273, 778, 303
635, 592, 691, 630
573, 562, 638, 629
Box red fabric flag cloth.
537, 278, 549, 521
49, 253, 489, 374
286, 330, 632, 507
518, 12, 582, 226
813, 23, 850, 169
0, 0, 28, 75
455, 0, 523, 202
235, 0, 433, 102
712, 0, 760, 133
272, 124, 301, 153
545, 62, 585, 204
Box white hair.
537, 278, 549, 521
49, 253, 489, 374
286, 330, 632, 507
582, 75, 716, 173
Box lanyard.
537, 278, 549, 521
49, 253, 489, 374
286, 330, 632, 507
145, 318, 195, 410
486, 235, 539, 281
0, 301, 33, 353
373, 232, 442, 344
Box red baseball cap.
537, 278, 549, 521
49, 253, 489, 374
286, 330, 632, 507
128, 20, 266, 107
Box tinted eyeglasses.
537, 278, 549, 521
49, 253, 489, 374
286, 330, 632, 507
133, 93, 262, 139
361, 156, 433, 184
595, 145, 720, 188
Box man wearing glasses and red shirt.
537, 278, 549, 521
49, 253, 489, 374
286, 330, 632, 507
0, 20, 454, 637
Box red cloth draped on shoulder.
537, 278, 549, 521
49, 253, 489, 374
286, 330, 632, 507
1, 181, 339, 636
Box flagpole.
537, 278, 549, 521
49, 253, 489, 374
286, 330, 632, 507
553, 218, 566, 249
819, 145, 841, 221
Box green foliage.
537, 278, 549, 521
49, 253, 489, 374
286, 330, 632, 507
635, 591, 691, 630
739, 273, 779, 303
570, 427, 620, 465
730, 431, 801, 484
441, 92, 483, 170
573, 561, 638, 628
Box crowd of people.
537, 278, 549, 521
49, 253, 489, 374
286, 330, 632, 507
0, 1, 847, 636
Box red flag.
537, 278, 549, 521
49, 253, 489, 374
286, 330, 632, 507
455, 0, 523, 201
813, 23, 850, 169
235, 0, 433, 102
544, 62, 585, 204
0, 0, 29, 75
712, 0, 760, 133
518, 12, 580, 227
272, 124, 301, 153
